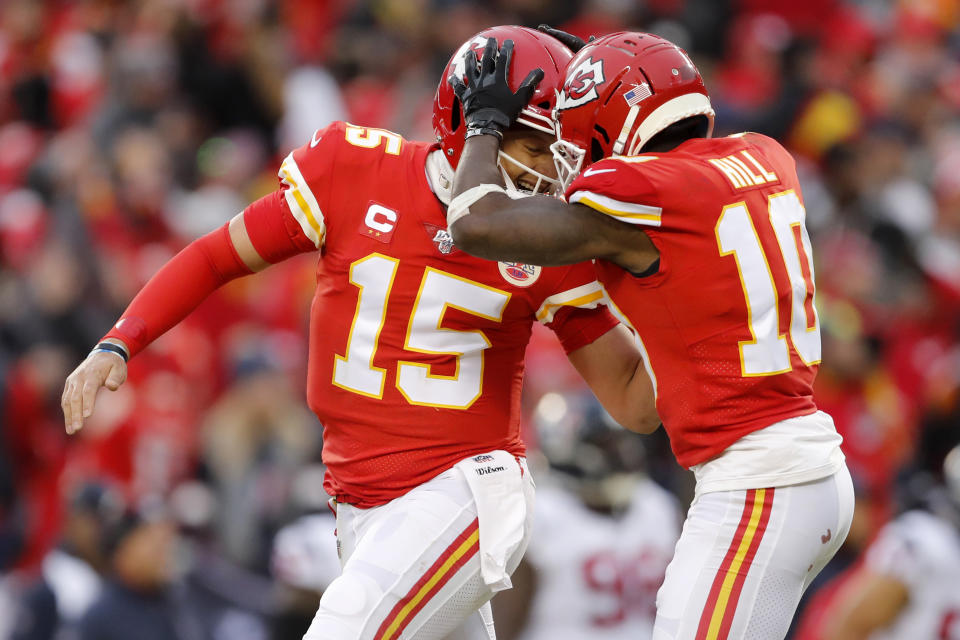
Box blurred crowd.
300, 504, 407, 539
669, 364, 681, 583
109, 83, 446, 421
0, 0, 958, 639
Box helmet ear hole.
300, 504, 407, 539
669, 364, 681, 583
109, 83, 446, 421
591, 138, 605, 163
640, 115, 709, 153
591, 124, 610, 162
451, 97, 461, 133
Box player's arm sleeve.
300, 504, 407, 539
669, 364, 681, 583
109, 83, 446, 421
542, 265, 659, 434
543, 305, 619, 353
450, 138, 654, 268
101, 221, 254, 358
274, 149, 329, 250
100, 125, 342, 358
268, 120, 346, 250
537, 276, 618, 353
242, 189, 319, 261
565, 158, 664, 228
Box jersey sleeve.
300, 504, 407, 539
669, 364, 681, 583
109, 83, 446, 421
565, 156, 664, 228
537, 263, 618, 353
274, 121, 347, 249
242, 190, 318, 262
549, 305, 619, 353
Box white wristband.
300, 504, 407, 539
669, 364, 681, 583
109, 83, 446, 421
447, 184, 508, 228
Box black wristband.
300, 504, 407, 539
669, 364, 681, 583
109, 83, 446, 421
466, 126, 504, 141
93, 342, 129, 362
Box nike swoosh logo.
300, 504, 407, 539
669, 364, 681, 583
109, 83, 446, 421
583, 167, 616, 177
820, 529, 832, 544
310, 129, 323, 148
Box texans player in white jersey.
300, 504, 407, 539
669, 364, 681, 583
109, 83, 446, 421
495, 392, 681, 640
820, 444, 960, 639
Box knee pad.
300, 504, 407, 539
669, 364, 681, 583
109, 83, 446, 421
304, 572, 384, 639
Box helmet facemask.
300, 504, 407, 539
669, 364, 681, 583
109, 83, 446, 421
498, 113, 562, 196
498, 149, 558, 195
550, 136, 586, 195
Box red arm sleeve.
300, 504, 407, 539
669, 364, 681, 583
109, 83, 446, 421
101, 222, 252, 358
102, 188, 318, 358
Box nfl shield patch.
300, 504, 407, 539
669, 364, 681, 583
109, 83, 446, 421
432, 229, 455, 254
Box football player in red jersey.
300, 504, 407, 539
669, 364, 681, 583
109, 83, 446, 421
448, 31, 854, 639
61, 26, 659, 640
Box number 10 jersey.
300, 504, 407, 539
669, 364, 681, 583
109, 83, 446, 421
566, 133, 822, 469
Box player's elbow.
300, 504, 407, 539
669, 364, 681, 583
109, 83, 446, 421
617, 362, 660, 434
606, 393, 660, 435
619, 407, 661, 435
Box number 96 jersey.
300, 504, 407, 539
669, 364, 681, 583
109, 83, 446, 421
520, 480, 681, 640
566, 133, 821, 469
264, 122, 616, 507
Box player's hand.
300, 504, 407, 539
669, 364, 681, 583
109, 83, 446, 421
448, 38, 544, 139
61, 350, 127, 434
537, 24, 595, 53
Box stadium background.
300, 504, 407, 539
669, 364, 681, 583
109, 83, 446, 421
0, 0, 958, 638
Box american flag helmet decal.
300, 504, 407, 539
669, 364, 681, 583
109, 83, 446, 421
623, 82, 652, 106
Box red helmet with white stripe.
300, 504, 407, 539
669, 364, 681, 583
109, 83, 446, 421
433, 25, 572, 169
552, 31, 715, 191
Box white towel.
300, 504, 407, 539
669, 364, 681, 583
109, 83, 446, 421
454, 450, 527, 592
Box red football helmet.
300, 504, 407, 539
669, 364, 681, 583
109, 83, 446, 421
433, 25, 572, 170
551, 32, 715, 190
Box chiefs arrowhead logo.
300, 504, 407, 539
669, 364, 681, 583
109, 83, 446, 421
450, 36, 490, 84
558, 57, 605, 110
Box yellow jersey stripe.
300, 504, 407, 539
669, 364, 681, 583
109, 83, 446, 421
278, 154, 326, 247
569, 190, 662, 227
536, 290, 605, 323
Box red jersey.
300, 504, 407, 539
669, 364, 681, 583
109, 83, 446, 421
566, 133, 820, 468
273, 122, 617, 506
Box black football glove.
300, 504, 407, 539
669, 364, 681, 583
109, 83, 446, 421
537, 24, 595, 53
448, 38, 544, 140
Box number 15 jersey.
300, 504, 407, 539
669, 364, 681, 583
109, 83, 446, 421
567, 133, 831, 470
252, 122, 617, 507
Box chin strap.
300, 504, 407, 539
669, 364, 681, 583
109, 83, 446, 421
425, 150, 456, 206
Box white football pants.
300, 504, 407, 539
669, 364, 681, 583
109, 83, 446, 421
303, 454, 535, 640
652, 464, 854, 640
